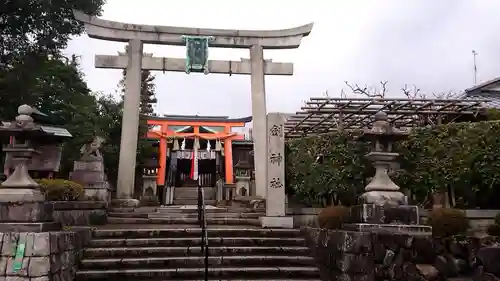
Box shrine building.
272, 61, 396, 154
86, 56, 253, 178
145, 114, 254, 205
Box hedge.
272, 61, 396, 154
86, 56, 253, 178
286, 120, 500, 208
36, 179, 85, 201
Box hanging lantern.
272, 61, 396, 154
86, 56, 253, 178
220, 140, 224, 156
172, 138, 180, 151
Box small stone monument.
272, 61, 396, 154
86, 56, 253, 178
139, 159, 160, 205
0, 105, 60, 232
234, 158, 252, 196
345, 111, 431, 234
70, 136, 111, 201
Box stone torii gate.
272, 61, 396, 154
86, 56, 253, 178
73, 11, 313, 208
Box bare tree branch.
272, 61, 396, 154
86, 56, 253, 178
345, 81, 387, 98
432, 91, 460, 99
340, 89, 347, 99
401, 84, 422, 99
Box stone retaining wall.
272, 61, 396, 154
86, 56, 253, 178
286, 207, 322, 227
52, 201, 107, 226
0, 230, 90, 281
290, 207, 500, 232
303, 227, 500, 281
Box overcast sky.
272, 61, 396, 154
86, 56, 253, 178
65, 0, 500, 118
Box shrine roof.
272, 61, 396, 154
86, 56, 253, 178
146, 115, 252, 123
40, 126, 72, 138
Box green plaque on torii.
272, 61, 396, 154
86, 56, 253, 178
181, 35, 214, 75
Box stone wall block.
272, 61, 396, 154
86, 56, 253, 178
61, 267, 74, 281
6, 277, 30, 281
57, 234, 68, 253
49, 254, 61, 274
0, 203, 53, 223
30, 276, 50, 281
6, 257, 29, 276
48, 235, 58, 255
1, 234, 19, 257
336, 253, 374, 274
25, 234, 49, 257
0, 258, 7, 275
60, 251, 70, 271
412, 235, 435, 264
334, 231, 372, 254
477, 246, 500, 277
27, 257, 49, 277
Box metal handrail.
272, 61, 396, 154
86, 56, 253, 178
197, 182, 209, 281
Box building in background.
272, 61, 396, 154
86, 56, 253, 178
145, 114, 254, 205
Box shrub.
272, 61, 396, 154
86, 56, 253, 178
487, 224, 500, 236
317, 205, 350, 229
494, 212, 500, 226
36, 179, 84, 201
486, 212, 500, 236
427, 208, 469, 237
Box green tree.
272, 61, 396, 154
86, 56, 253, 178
0, 55, 114, 177
0, 0, 106, 133
95, 94, 123, 188
0, 0, 105, 66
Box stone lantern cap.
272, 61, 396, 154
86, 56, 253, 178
142, 158, 161, 169
361, 111, 409, 141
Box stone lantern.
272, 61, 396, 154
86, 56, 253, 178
345, 111, 431, 234
139, 141, 160, 205
234, 158, 252, 197
140, 158, 160, 204
0, 105, 60, 231
359, 111, 408, 206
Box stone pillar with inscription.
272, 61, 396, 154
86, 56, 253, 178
260, 113, 293, 228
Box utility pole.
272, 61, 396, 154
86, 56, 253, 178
472, 50, 478, 85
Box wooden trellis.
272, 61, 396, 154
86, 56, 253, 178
285, 97, 490, 138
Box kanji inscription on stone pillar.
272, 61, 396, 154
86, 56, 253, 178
266, 113, 286, 216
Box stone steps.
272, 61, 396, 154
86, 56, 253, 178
78, 279, 320, 281
80, 255, 316, 269
88, 237, 305, 247
77, 227, 320, 281
148, 212, 264, 219
173, 199, 217, 205
92, 228, 304, 238
83, 246, 311, 258
76, 266, 320, 280
156, 206, 265, 214
108, 212, 265, 219
107, 217, 261, 226
174, 187, 216, 201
